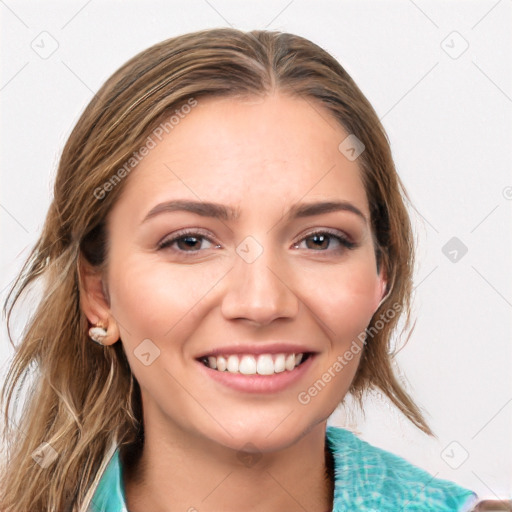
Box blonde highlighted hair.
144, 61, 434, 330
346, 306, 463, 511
1, 27, 431, 511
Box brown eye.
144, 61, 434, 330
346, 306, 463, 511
158, 230, 220, 253
175, 235, 204, 251
293, 230, 356, 252
305, 233, 330, 250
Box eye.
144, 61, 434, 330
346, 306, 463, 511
157, 228, 356, 255
292, 229, 356, 252
157, 229, 221, 253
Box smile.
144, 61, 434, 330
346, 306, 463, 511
199, 353, 310, 375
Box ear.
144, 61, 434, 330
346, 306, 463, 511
373, 266, 389, 313
78, 255, 120, 345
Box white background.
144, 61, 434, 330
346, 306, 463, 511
1, 0, 511, 502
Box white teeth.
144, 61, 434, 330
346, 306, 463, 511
274, 354, 286, 373
202, 353, 305, 374
285, 354, 296, 371
216, 356, 227, 372
227, 355, 239, 373
256, 354, 274, 375
239, 355, 257, 375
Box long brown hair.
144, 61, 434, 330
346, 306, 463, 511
0, 27, 431, 512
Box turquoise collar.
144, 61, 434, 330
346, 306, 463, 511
88, 426, 477, 511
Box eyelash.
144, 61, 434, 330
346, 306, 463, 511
157, 228, 357, 255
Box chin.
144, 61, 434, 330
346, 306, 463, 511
200, 414, 327, 456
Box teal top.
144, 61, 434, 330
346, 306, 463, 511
88, 426, 478, 512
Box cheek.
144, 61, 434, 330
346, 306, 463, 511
300, 257, 381, 342
107, 255, 227, 339
295, 261, 378, 415
107, 257, 225, 397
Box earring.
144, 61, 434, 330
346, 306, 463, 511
89, 326, 108, 345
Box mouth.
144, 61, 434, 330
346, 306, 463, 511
197, 352, 312, 375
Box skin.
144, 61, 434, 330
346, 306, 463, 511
81, 92, 386, 512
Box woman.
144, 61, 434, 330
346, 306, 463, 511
0, 27, 485, 511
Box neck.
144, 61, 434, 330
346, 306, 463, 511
123, 421, 334, 512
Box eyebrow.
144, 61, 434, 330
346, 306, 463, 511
141, 199, 366, 224
142, 200, 240, 223
286, 200, 366, 223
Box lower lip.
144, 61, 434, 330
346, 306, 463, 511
196, 355, 315, 394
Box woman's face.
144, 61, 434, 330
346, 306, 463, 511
102, 93, 385, 452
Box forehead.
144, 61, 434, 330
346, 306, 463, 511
114, 93, 369, 218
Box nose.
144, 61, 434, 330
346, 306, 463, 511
220, 240, 299, 326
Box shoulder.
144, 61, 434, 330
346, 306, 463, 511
326, 426, 478, 512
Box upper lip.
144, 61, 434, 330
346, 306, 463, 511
195, 343, 317, 359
